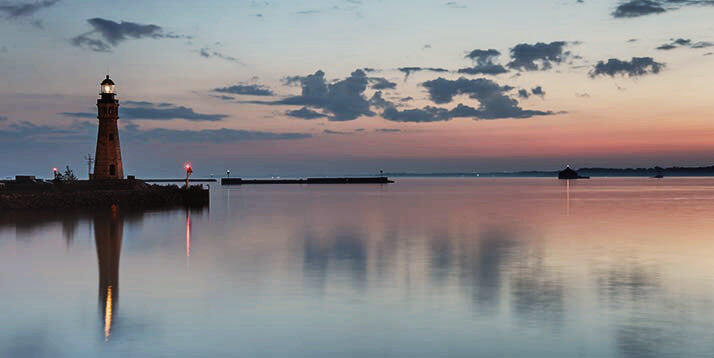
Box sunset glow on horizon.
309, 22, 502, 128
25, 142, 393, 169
1, 0, 713, 177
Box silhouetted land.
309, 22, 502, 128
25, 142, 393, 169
386, 165, 714, 178
0, 179, 209, 210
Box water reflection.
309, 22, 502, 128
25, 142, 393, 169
2, 179, 714, 357
94, 206, 122, 342
302, 227, 368, 293
509, 247, 565, 327
457, 228, 518, 313
186, 209, 191, 257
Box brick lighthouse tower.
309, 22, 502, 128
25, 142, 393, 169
93, 75, 124, 180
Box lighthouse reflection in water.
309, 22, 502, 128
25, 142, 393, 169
94, 206, 122, 342
92, 205, 194, 342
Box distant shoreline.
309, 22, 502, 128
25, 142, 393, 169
385, 165, 714, 178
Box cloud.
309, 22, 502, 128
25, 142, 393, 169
507, 41, 572, 71
323, 129, 352, 135
398, 67, 449, 80
199, 48, 240, 63
62, 101, 229, 122
379, 102, 554, 123
0, 121, 88, 144
0, 120, 310, 145
210, 94, 235, 101
213, 84, 274, 96
457, 64, 509, 75
519, 86, 545, 98
70, 35, 111, 52
124, 124, 311, 142
368, 91, 391, 109
251, 69, 375, 121
656, 38, 713, 50
692, 41, 714, 48
375, 128, 401, 132
458, 49, 509, 75
612, 0, 714, 18
381, 106, 450, 122
420, 77, 554, 119
0, 115, 7, 121
612, 0, 666, 17
421, 77, 512, 104
250, 70, 555, 124
368, 77, 397, 90
370, 80, 554, 123
589, 57, 665, 77
285, 107, 327, 119
71, 18, 185, 51
465, 49, 500, 62
445, 1, 467, 8
0, 0, 59, 18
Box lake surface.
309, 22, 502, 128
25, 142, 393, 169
2, 178, 714, 357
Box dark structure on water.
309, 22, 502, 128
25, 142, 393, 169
558, 166, 589, 180
221, 177, 394, 185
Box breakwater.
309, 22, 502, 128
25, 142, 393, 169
0, 179, 208, 210
142, 179, 217, 183
221, 177, 394, 185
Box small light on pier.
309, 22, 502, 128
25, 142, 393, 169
184, 162, 193, 188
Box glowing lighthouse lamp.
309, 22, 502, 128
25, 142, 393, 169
101, 77, 115, 95
184, 162, 193, 189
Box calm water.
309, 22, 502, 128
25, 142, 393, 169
2, 178, 714, 357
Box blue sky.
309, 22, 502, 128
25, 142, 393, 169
1, 0, 714, 177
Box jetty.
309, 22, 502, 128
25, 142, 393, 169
221, 177, 394, 185
0, 177, 209, 210
142, 179, 217, 183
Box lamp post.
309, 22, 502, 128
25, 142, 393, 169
226, 169, 230, 179
52, 167, 59, 181
184, 162, 193, 189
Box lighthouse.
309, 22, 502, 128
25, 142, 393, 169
93, 75, 124, 180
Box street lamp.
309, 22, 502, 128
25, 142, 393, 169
52, 167, 59, 180
226, 169, 230, 179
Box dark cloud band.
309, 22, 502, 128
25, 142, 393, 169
62, 101, 228, 122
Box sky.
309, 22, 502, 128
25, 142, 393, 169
1, 0, 713, 178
